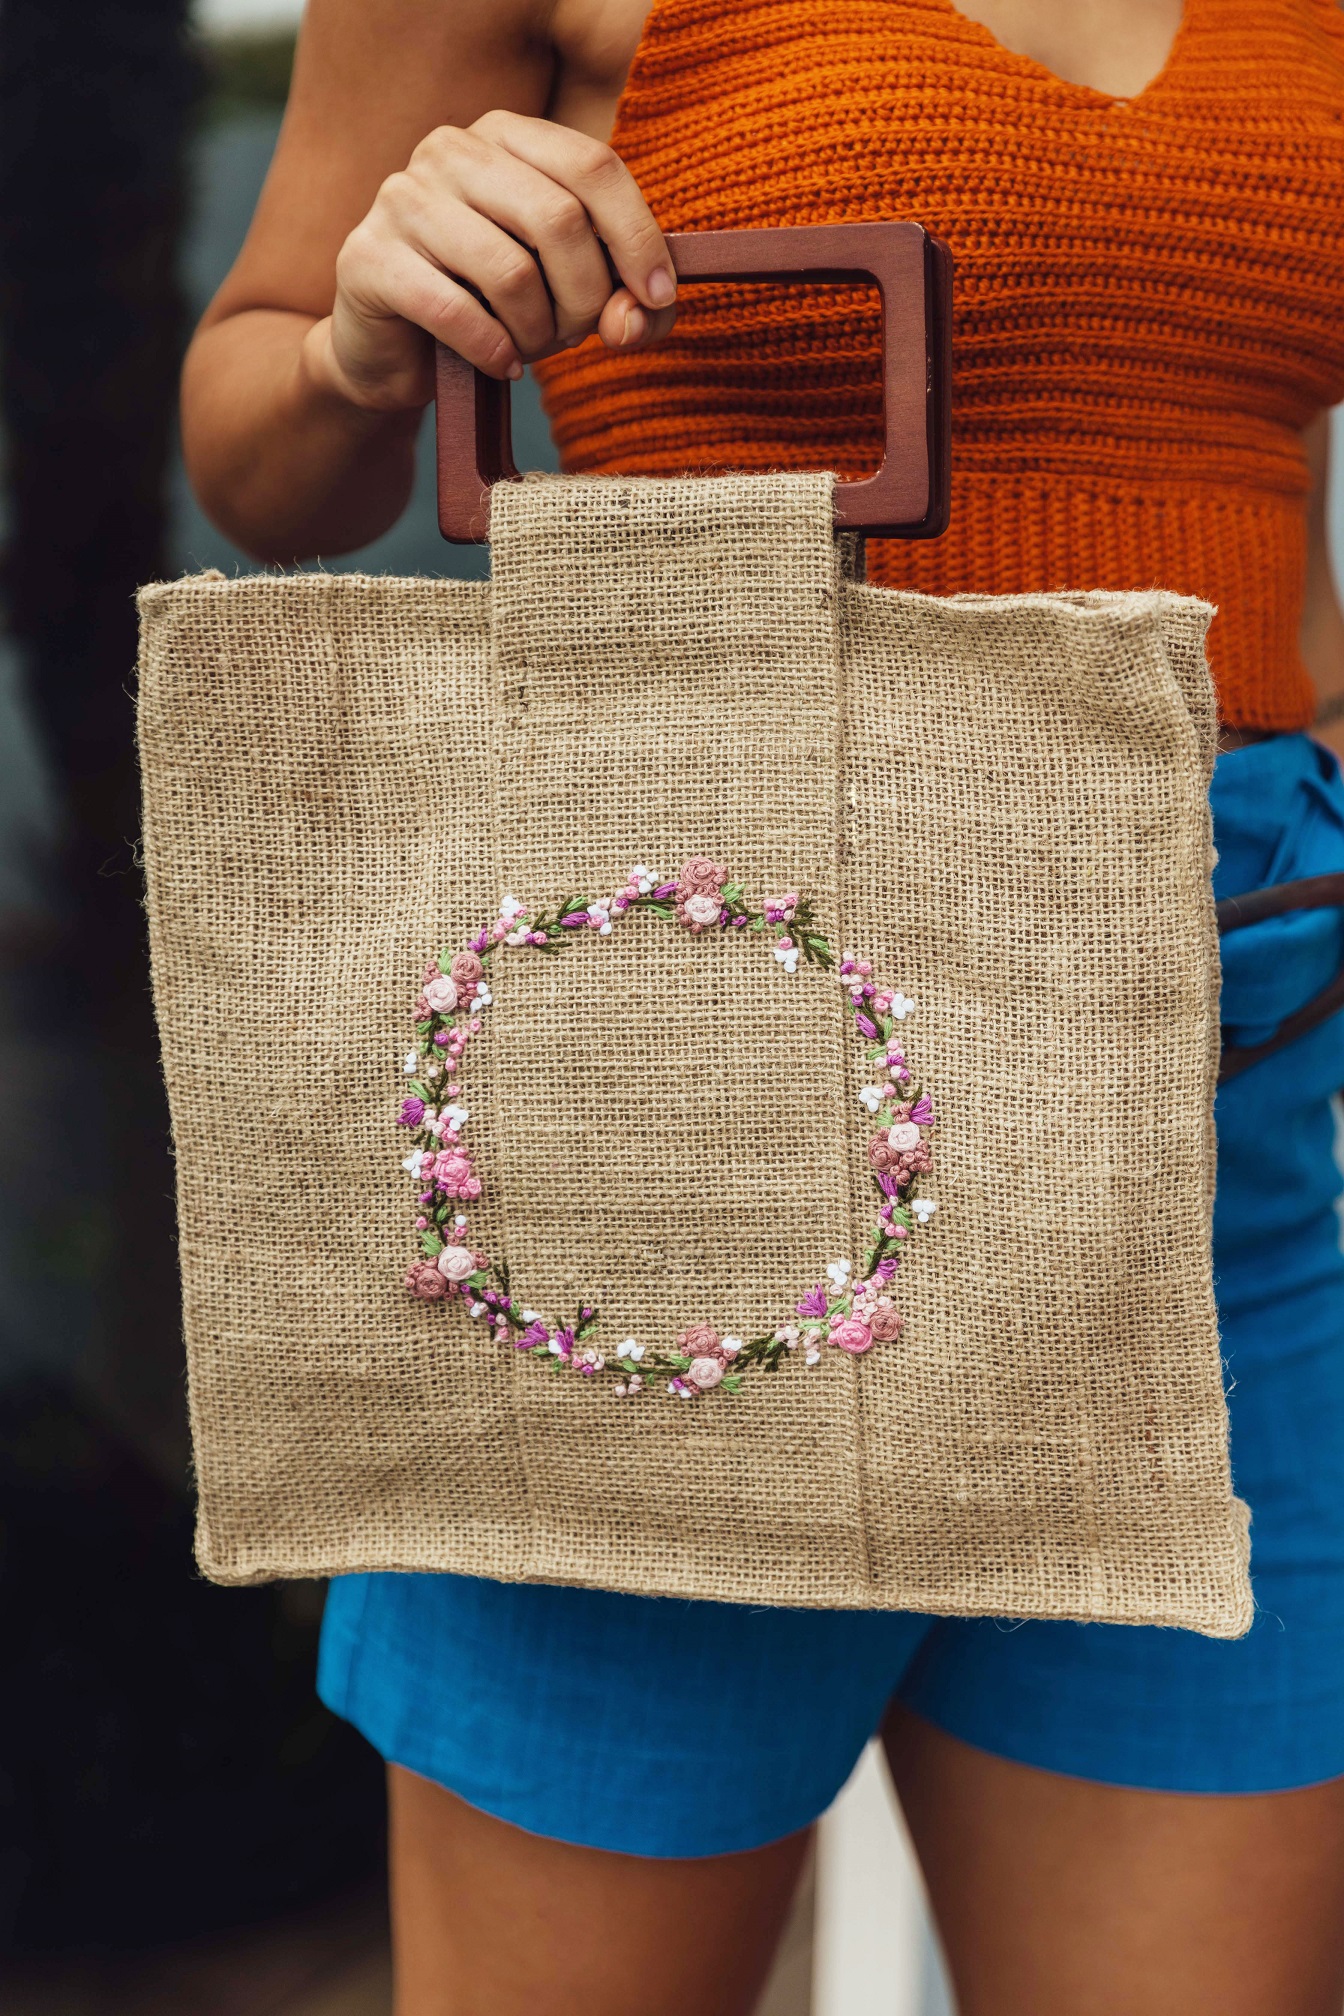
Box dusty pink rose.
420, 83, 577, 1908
688, 1356, 725, 1390
868, 1134, 898, 1173
887, 1120, 921, 1153
450, 951, 484, 990
869, 1302, 904, 1342
829, 1318, 874, 1355
436, 1245, 475, 1283
683, 892, 721, 928
405, 1260, 448, 1300
678, 856, 726, 896
677, 1322, 722, 1360
472, 1250, 490, 1270
433, 1150, 475, 1198
424, 974, 459, 1014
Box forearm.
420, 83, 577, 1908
181, 308, 423, 563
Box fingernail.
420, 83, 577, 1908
646, 265, 676, 307
620, 304, 648, 347
507, 361, 524, 380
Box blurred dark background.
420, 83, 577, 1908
0, 6, 554, 2008
0, 7, 1340, 2014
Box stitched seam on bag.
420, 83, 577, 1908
482, 575, 546, 1583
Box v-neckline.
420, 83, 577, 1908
934, 0, 1194, 108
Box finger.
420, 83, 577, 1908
406, 194, 568, 358
595, 286, 679, 353
351, 236, 525, 381
428, 147, 615, 348
471, 110, 677, 316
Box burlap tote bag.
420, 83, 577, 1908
138, 225, 1251, 1637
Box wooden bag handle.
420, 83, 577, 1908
434, 220, 953, 543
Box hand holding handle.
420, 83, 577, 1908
435, 220, 952, 542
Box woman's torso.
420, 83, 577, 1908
536, 0, 1344, 730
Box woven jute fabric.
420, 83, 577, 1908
138, 469, 1251, 1636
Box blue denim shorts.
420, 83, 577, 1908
319, 734, 1344, 1857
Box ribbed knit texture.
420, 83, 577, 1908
535, 0, 1344, 729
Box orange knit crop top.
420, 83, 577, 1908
535, 0, 1344, 729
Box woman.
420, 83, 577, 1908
182, 2, 1344, 2010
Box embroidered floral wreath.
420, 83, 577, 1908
397, 859, 937, 1399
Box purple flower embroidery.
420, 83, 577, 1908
400, 860, 936, 1400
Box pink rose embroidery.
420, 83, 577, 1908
450, 950, 484, 991
400, 866, 935, 1399
405, 1260, 448, 1300
424, 974, 459, 1014
433, 1151, 478, 1200
677, 857, 726, 896
829, 1318, 874, 1355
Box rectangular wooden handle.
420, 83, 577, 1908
435, 219, 952, 543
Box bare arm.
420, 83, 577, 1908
1302, 409, 1344, 760
181, 0, 672, 562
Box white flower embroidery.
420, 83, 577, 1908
400, 869, 938, 1400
